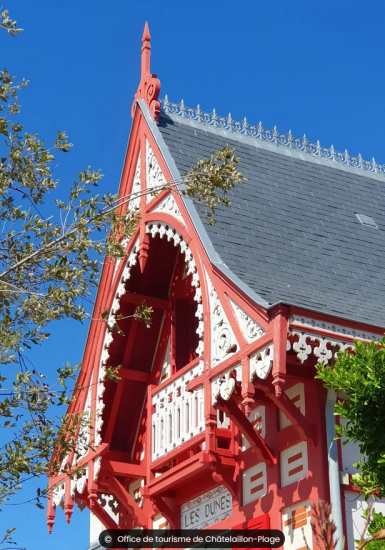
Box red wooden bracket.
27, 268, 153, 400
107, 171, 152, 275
108, 475, 148, 528
150, 495, 177, 528
216, 395, 276, 466
256, 381, 315, 449
102, 459, 146, 478
120, 293, 169, 310
210, 466, 237, 501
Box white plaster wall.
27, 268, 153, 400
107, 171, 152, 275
344, 494, 385, 550
90, 511, 105, 546
341, 438, 361, 475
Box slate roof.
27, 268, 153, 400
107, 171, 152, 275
156, 106, 385, 330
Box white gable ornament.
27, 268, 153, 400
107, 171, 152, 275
250, 344, 274, 381
212, 365, 242, 406
146, 139, 166, 202
229, 298, 265, 343
151, 193, 186, 226
206, 273, 239, 367
129, 154, 141, 211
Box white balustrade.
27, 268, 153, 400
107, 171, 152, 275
152, 361, 204, 462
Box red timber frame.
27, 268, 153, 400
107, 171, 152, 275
47, 22, 385, 550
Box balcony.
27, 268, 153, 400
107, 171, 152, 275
151, 358, 204, 463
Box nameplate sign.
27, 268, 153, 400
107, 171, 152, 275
180, 486, 232, 530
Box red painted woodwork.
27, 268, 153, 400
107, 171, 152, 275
216, 395, 276, 466
131, 22, 160, 121
47, 24, 380, 550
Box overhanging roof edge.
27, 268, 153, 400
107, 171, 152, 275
137, 99, 271, 311
268, 299, 385, 332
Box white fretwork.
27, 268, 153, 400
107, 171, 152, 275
152, 193, 186, 226
75, 373, 93, 461
129, 154, 141, 211
206, 273, 239, 367
250, 344, 274, 381
90, 494, 119, 543
152, 361, 204, 461
279, 383, 305, 430
70, 467, 88, 496
93, 457, 102, 481
289, 330, 355, 364
98, 494, 119, 523
52, 482, 66, 509
242, 462, 267, 505
146, 140, 166, 203
229, 298, 265, 343
282, 500, 312, 550
211, 364, 242, 405
290, 315, 381, 342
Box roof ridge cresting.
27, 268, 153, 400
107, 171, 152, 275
160, 96, 385, 178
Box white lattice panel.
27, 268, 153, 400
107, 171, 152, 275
242, 462, 267, 505
279, 383, 305, 430
280, 441, 308, 488
282, 500, 312, 550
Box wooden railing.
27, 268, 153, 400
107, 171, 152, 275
151, 358, 204, 462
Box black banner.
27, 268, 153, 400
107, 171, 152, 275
99, 529, 285, 548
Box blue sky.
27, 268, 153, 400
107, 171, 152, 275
2, 1, 385, 549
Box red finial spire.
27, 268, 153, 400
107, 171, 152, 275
132, 22, 161, 122
141, 22, 151, 76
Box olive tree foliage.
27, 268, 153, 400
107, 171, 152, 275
0, 11, 245, 545
0, 14, 140, 513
